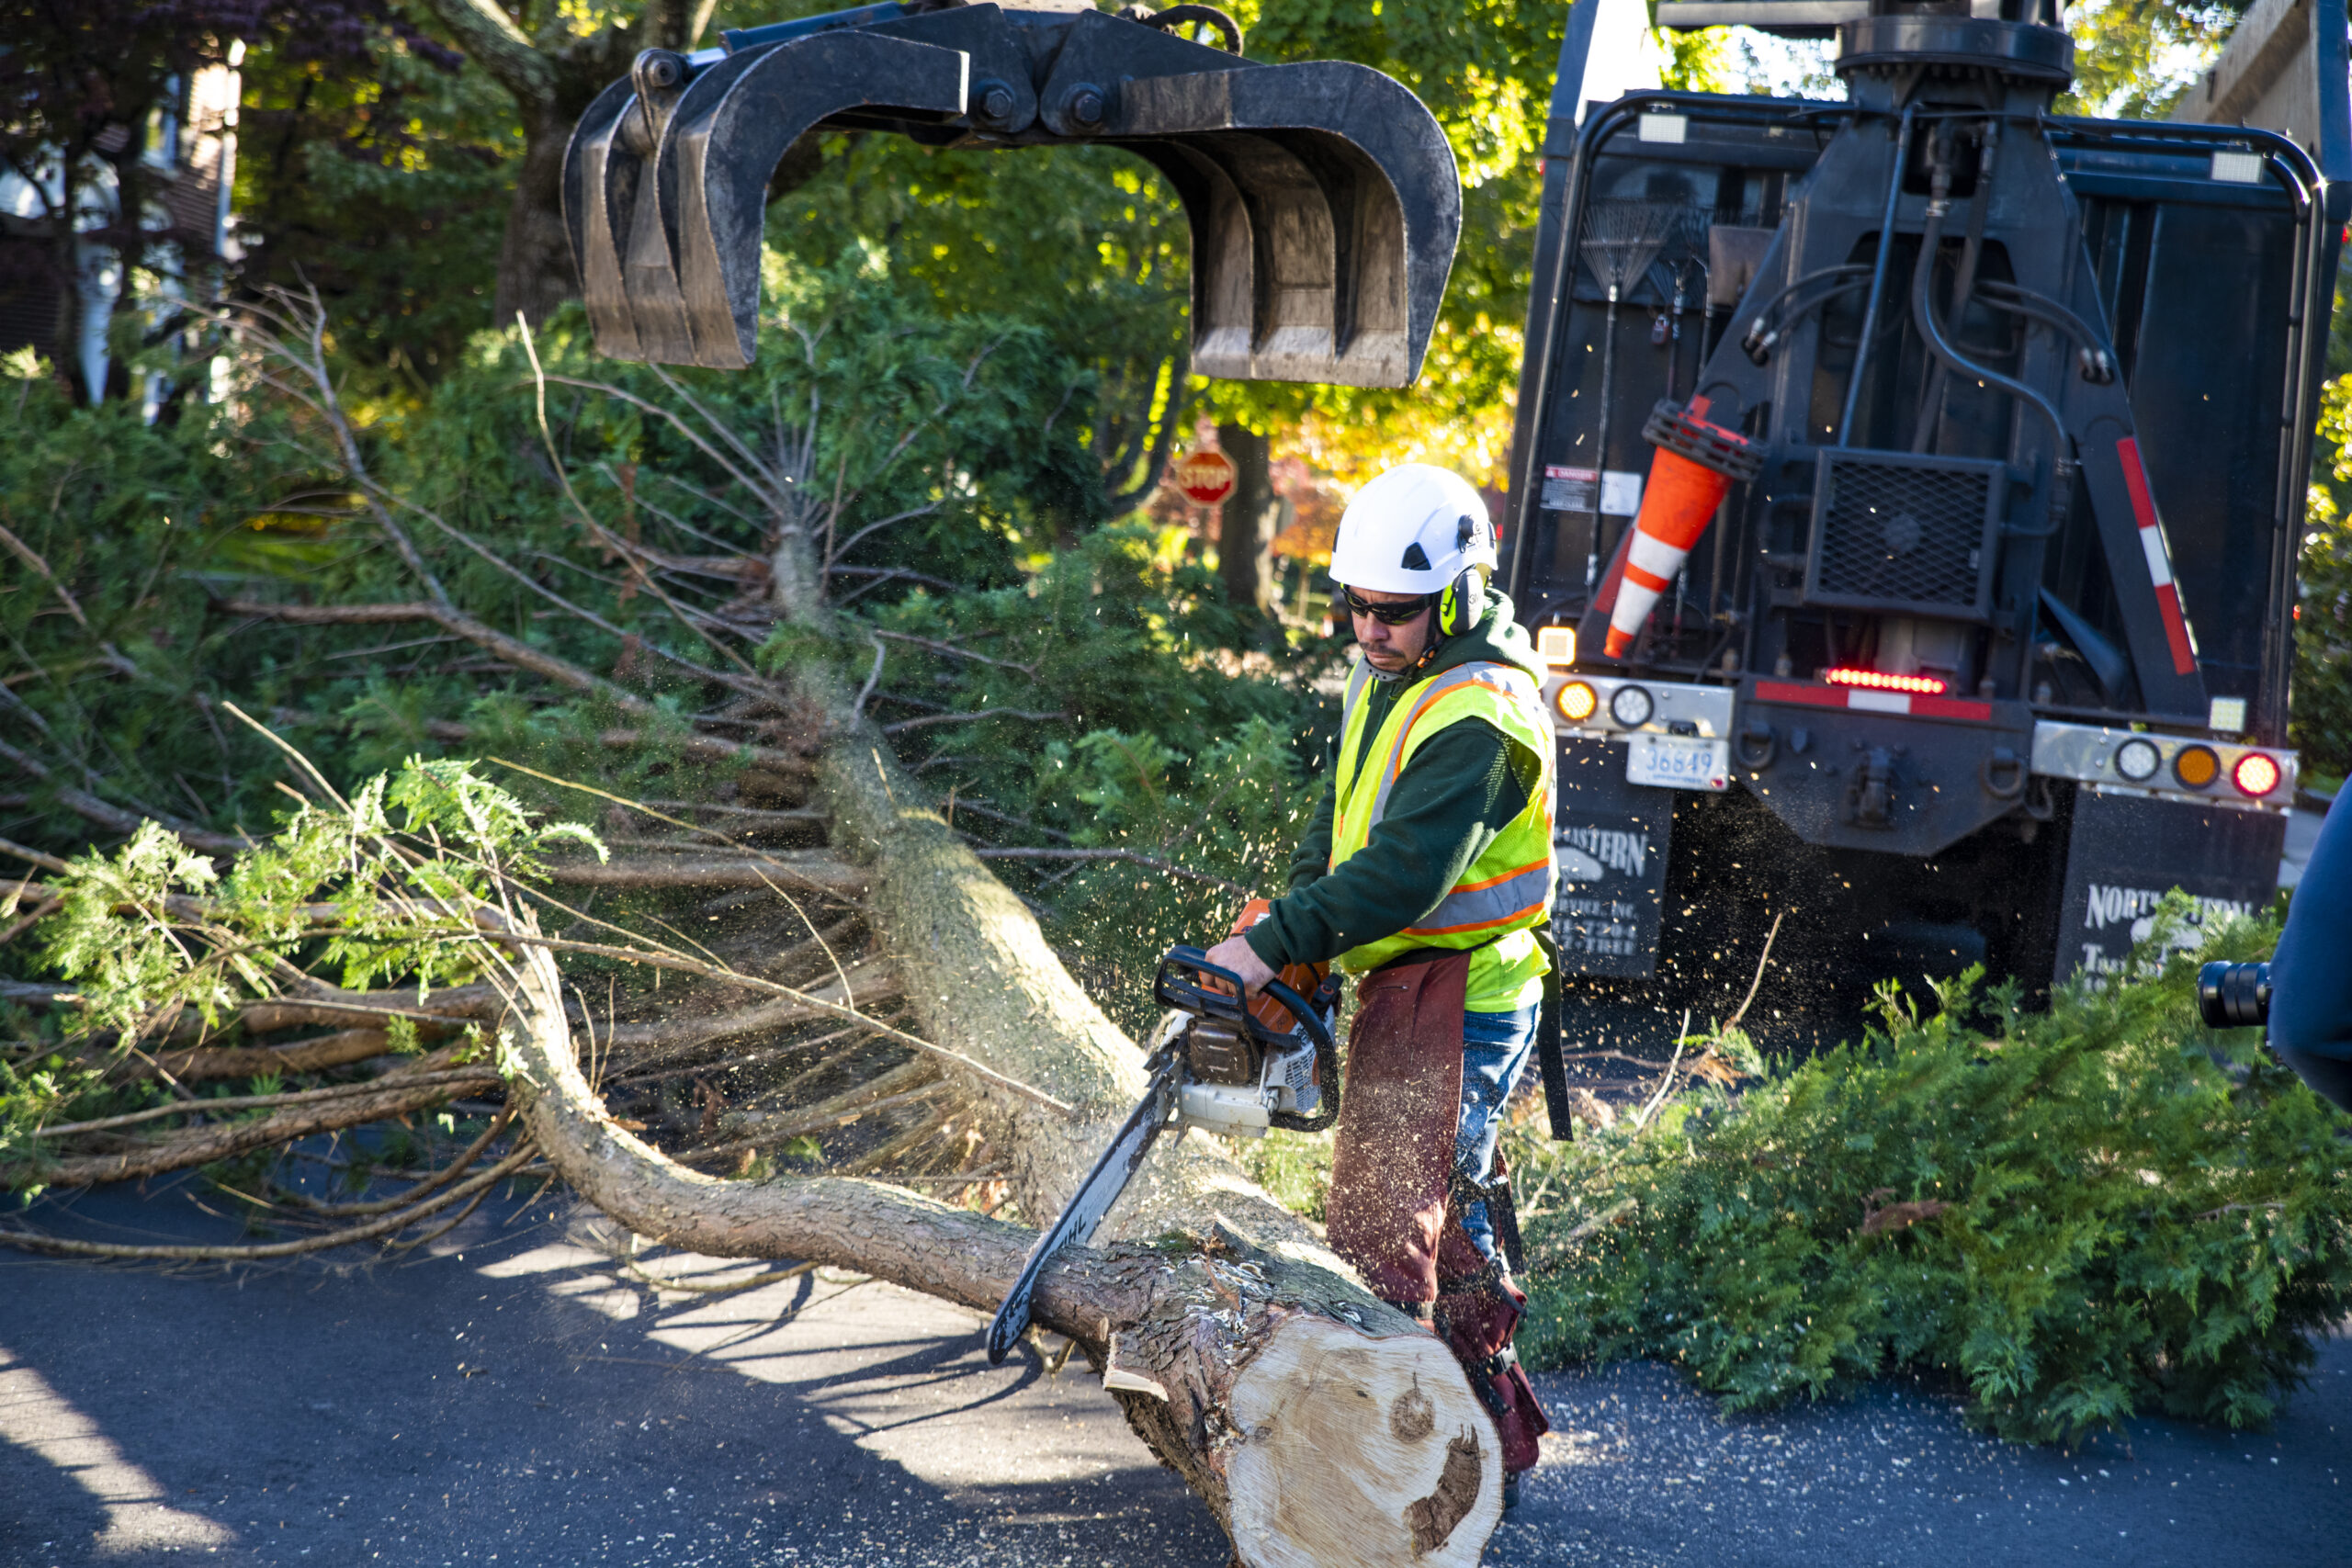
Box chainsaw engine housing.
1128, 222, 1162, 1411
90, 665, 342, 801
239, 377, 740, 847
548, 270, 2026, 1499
1170, 1011, 1321, 1137
1150, 946, 1338, 1138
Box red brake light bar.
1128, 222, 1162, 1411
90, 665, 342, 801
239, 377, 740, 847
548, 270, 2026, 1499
1822, 668, 1948, 696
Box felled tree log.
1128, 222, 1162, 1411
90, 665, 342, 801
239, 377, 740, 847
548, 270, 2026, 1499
498, 931, 1506, 1568
813, 725, 1313, 1247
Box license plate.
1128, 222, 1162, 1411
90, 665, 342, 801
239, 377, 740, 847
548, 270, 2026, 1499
1624, 733, 1729, 792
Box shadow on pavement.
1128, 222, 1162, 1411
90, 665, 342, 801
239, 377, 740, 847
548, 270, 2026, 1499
3, 1176, 2346, 1568
0, 1179, 1227, 1568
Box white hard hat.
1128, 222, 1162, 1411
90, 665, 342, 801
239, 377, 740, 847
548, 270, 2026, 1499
1329, 465, 1497, 594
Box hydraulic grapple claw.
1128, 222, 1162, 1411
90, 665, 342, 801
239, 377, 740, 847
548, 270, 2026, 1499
561, 2, 1460, 386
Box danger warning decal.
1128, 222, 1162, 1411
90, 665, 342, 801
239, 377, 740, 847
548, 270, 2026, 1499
2115, 436, 2199, 677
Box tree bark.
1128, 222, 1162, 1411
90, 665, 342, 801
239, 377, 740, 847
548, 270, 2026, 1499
813, 720, 1316, 1247
498, 923, 1506, 1567
1216, 424, 1282, 615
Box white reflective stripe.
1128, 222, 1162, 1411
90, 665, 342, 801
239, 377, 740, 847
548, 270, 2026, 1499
1339, 658, 1375, 734
1626, 528, 1689, 581
1410, 862, 1556, 935
2137, 524, 2173, 588
1334, 659, 1378, 797
1848, 689, 1911, 715
1610, 580, 1666, 637
1365, 663, 1534, 828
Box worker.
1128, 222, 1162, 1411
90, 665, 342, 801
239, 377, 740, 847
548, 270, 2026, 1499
1201, 463, 1557, 1506
2272, 796, 2352, 1112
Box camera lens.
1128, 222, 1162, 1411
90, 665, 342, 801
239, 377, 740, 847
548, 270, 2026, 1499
2197, 961, 2270, 1030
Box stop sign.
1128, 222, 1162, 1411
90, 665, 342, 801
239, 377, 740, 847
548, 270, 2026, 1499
1173, 448, 1238, 506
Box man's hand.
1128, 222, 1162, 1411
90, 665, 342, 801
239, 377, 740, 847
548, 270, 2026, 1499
1202, 933, 1278, 998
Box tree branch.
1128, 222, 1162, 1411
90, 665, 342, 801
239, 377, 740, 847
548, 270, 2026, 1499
0, 740, 245, 855
0, 1145, 539, 1258
537, 852, 867, 899
422, 0, 558, 114
26, 1061, 506, 1186
881, 709, 1069, 736
969, 847, 1244, 893
132, 1028, 396, 1084
867, 629, 1038, 678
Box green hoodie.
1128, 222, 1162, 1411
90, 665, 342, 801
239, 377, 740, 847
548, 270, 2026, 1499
1242, 593, 1552, 1012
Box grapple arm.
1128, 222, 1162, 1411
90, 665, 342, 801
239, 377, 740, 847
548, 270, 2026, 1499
561, 2, 1461, 387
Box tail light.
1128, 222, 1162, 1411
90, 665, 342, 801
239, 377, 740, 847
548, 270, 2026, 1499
2232, 751, 2281, 798
1608, 684, 1657, 728
1556, 681, 1599, 724
2113, 738, 2162, 782
1823, 667, 1947, 695
2172, 744, 2220, 789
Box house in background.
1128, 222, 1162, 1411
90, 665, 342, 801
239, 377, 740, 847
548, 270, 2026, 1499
0, 49, 241, 404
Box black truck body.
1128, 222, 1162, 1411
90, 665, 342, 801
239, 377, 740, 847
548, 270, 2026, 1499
1502, 0, 2350, 1046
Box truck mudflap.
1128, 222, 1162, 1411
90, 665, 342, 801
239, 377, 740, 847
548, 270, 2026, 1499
1550, 736, 1673, 977
2055, 789, 2285, 984
562, 3, 1461, 387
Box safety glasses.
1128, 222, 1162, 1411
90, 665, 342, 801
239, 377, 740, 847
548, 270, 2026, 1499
1341, 588, 1434, 625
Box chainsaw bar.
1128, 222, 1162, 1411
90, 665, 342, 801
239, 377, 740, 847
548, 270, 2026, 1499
984, 1049, 1182, 1364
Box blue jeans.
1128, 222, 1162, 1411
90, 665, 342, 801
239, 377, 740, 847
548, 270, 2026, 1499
1455, 1003, 1540, 1272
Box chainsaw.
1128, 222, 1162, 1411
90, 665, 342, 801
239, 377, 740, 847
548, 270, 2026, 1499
985, 910, 1339, 1363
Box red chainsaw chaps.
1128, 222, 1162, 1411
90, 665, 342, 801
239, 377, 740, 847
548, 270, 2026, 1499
1326, 951, 1552, 1475
1436, 1259, 1551, 1476
1327, 952, 1469, 1303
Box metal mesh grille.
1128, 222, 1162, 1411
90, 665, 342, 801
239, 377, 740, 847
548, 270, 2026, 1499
1808, 455, 1995, 615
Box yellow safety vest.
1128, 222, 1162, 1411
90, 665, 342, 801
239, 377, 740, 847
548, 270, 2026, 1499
1328, 656, 1557, 1010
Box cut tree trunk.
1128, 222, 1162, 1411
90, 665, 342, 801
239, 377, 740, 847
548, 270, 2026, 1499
812, 719, 1314, 1247
498, 927, 1506, 1567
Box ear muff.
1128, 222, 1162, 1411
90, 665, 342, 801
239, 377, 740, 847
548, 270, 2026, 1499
1437, 565, 1487, 637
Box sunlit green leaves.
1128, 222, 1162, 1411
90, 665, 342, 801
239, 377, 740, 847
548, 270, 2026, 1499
26, 758, 601, 1046
40, 823, 228, 1042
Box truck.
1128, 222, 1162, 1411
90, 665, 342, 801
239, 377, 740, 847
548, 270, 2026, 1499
557, 0, 2346, 1052
1503, 0, 2349, 1048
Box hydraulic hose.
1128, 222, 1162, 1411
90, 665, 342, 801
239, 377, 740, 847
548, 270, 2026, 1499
1744, 275, 1872, 365
1910, 120, 1998, 452
1836, 104, 1916, 447
1908, 152, 2075, 532
1974, 283, 2117, 381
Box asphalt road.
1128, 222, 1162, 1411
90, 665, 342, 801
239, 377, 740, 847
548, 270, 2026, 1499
3, 1180, 2345, 1568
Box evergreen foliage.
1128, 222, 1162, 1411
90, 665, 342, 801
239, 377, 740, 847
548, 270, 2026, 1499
0, 756, 585, 1191
0, 255, 1335, 1031
1513, 907, 2351, 1447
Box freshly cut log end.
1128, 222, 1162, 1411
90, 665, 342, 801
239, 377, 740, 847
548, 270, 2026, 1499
1224, 1315, 1501, 1568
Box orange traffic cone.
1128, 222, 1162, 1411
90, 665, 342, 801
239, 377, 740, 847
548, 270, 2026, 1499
1603, 398, 1762, 660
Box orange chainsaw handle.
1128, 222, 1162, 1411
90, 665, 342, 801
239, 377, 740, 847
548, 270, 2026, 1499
1226, 897, 1330, 1035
